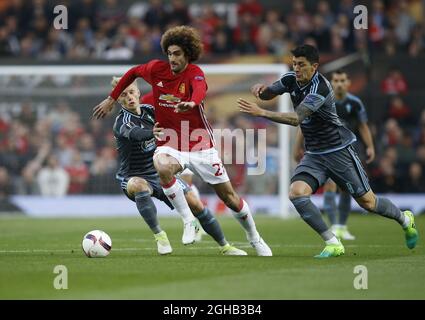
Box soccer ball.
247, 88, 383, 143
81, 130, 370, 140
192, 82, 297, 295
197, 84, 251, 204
82, 230, 112, 258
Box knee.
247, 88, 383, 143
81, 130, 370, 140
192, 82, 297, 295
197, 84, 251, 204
154, 160, 173, 180
289, 183, 310, 200
127, 177, 150, 197
357, 195, 376, 211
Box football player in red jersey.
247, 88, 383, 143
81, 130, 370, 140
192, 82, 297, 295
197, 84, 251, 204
93, 26, 271, 256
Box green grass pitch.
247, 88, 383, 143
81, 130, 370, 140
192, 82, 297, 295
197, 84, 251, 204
0, 214, 424, 299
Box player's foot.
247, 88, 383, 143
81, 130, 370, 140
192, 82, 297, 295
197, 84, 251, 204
403, 211, 419, 249
182, 219, 198, 245
249, 237, 272, 256
337, 225, 356, 241
314, 243, 345, 258
154, 231, 172, 255
331, 224, 340, 235
220, 244, 248, 256
194, 223, 207, 242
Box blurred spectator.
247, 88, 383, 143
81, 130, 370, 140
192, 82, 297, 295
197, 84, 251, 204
78, 133, 97, 168
381, 67, 409, 95
382, 118, 403, 146
237, 0, 263, 22
287, 0, 313, 42
369, 0, 388, 49
371, 156, 401, 192
233, 12, 258, 54
316, 0, 335, 30
413, 110, 425, 146
387, 95, 413, 125
257, 10, 288, 55
393, 0, 416, 48
143, 0, 168, 29
167, 0, 191, 27
308, 14, 331, 52
64, 149, 89, 194
0, 166, 12, 200
37, 154, 69, 196
402, 162, 425, 193
331, 14, 355, 53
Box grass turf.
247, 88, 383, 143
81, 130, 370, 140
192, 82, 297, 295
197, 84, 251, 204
0, 214, 424, 299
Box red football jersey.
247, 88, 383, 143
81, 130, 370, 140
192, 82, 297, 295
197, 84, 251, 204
111, 60, 214, 151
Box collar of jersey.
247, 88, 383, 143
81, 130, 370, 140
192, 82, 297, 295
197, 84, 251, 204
296, 71, 319, 90
122, 107, 142, 118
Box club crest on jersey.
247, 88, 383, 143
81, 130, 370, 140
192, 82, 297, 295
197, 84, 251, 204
156, 81, 164, 87
178, 83, 185, 94
346, 103, 352, 113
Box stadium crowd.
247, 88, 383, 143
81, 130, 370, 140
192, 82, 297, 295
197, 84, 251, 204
1, 82, 425, 197
1, 0, 425, 198
0, 0, 424, 59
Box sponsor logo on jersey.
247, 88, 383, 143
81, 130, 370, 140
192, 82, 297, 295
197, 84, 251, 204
156, 81, 164, 87
159, 94, 181, 103
194, 76, 204, 81
346, 103, 352, 113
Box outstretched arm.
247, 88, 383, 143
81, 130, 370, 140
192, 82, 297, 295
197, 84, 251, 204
93, 62, 154, 119
358, 122, 375, 163
237, 98, 313, 126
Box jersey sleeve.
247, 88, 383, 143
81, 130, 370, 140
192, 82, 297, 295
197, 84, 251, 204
354, 98, 368, 123
189, 67, 207, 105
267, 73, 294, 95
109, 60, 159, 100
113, 115, 124, 138
119, 122, 154, 142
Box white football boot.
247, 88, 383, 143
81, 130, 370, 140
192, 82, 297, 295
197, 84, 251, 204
154, 231, 172, 255
250, 237, 272, 256
182, 220, 198, 245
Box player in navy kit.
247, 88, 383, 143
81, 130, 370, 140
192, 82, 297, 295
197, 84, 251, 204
112, 77, 246, 256
238, 44, 418, 258
293, 70, 375, 240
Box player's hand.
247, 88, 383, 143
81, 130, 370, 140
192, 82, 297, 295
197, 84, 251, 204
366, 147, 375, 164
251, 83, 267, 99
153, 122, 164, 141
237, 98, 265, 117
175, 101, 196, 113
93, 97, 115, 119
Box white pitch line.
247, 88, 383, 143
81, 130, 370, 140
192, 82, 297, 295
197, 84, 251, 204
0, 244, 416, 254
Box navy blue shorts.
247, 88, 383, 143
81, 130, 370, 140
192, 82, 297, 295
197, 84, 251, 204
291, 145, 371, 198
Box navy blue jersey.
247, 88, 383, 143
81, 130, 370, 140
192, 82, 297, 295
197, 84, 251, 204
113, 104, 157, 179
268, 71, 356, 154
335, 93, 368, 136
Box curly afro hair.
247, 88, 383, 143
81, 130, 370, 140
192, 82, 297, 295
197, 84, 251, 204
160, 26, 203, 63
